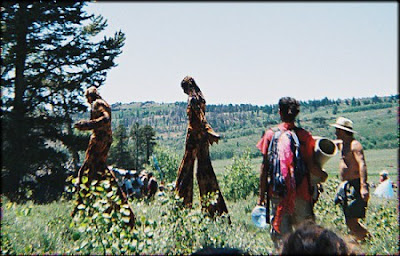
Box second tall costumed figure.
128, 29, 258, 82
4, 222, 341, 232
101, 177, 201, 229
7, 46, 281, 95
175, 76, 229, 218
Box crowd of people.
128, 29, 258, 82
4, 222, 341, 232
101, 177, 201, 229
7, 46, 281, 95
255, 96, 375, 251
112, 168, 161, 200
73, 80, 395, 255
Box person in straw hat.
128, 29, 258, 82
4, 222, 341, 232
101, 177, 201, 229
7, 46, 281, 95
330, 117, 369, 241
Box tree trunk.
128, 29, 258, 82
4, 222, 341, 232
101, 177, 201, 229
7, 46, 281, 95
135, 125, 139, 170
146, 136, 150, 164
14, 3, 28, 118
8, 2, 29, 194
67, 122, 80, 173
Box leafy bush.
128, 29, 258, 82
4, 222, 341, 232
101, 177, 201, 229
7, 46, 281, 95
221, 149, 259, 201
2, 148, 398, 255
69, 176, 154, 255
2, 176, 398, 255
70, 179, 233, 255
146, 145, 180, 184
154, 193, 232, 254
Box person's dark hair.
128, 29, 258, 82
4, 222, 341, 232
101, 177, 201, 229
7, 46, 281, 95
192, 247, 248, 255
278, 97, 300, 122
85, 86, 101, 100
281, 220, 349, 255
181, 76, 206, 103
181, 76, 200, 93
335, 127, 354, 137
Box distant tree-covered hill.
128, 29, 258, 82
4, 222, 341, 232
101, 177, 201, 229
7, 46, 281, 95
75, 95, 398, 160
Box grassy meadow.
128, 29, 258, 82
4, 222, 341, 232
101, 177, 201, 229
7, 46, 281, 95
213, 148, 398, 184
2, 148, 398, 255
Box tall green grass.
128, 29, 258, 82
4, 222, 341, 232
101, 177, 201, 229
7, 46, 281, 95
2, 148, 398, 255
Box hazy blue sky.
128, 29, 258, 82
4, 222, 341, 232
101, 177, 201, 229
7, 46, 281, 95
85, 2, 397, 106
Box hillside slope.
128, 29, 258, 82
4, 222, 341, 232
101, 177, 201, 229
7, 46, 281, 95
77, 95, 397, 160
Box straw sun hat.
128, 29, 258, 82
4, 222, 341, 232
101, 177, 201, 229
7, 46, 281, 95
330, 117, 357, 133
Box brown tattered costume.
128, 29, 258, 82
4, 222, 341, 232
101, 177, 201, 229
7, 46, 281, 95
175, 76, 229, 218
71, 86, 135, 228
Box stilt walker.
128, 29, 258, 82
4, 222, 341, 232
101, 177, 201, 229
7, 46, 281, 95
175, 76, 229, 218
71, 86, 135, 228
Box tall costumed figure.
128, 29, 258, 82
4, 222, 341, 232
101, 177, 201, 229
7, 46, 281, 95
71, 86, 135, 228
175, 76, 229, 218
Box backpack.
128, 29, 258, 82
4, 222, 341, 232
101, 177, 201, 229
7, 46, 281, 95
267, 127, 308, 197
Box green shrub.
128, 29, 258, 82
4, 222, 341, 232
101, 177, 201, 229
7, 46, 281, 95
70, 181, 234, 255
221, 149, 259, 201
2, 178, 398, 255
155, 192, 232, 254
70, 176, 155, 255
146, 145, 180, 184
2, 148, 398, 255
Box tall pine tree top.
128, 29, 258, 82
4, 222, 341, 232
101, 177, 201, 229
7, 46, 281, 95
1, 1, 126, 201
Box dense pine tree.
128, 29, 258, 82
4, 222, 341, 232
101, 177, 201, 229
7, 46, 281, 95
108, 123, 134, 169
1, 1, 125, 201
128, 123, 157, 170
141, 124, 156, 164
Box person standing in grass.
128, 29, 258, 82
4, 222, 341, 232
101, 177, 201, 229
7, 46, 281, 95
256, 97, 328, 249
124, 173, 134, 197
330, 117, 369, 241
146, 172, 158, 199
74, 86, 113, 191
373, 170, 395, 199
175, 76, 229, 219
131, 171, 144, 198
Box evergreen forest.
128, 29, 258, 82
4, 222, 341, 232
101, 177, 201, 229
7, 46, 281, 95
104, 95, 398, 161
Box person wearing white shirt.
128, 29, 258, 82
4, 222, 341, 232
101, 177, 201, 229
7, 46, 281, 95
374, 170, 394, 199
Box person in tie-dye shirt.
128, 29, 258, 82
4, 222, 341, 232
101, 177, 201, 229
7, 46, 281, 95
256, 97, 327, 249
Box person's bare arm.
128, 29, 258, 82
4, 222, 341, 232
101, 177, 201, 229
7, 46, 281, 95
352, 140, 369, 202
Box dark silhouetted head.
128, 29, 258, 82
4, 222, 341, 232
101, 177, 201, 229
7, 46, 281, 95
85, 86, 101, 103
181, 76, 201, 95
281, 220, 350, 255
192, 247, 248, 255
278, 97, 300, 122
